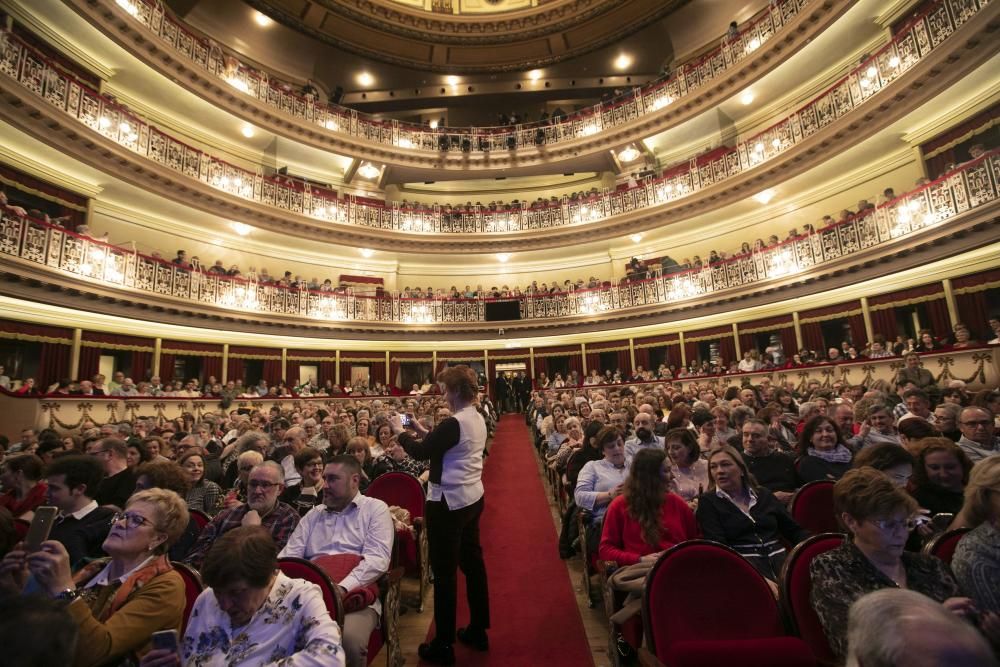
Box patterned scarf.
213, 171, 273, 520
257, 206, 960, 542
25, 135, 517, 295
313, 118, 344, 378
807, 444, 853, 463
73, 554, 173, 622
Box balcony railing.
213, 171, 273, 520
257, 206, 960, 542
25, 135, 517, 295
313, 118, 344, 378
107, 0, 809, 153
1, 149, 996, 324
0, 0, 985, 237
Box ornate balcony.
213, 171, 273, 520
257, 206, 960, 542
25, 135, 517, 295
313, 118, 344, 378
1, 151, 997, 333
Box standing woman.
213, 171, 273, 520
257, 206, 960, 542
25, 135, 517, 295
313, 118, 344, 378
396, 365, 490, 665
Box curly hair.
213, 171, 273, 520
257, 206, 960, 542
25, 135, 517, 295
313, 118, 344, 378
622, 448, 670, 547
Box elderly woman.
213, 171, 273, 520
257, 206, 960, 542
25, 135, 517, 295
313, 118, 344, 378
178, 449, 223, 516
797, 416, 853, 482
547, 416, 584, 473
951, 458, 1000, 622
910, 437, 973, 516
664, 428, 708, 506
696, 446, 808, 580
140, 526, 343, 667
1, 488, 189, 667
373, 436, 429, 482
810, 468, 972, 661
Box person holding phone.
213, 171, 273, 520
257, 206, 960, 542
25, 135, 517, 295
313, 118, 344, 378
0, 488, 190, 667
395, 365, 490, 665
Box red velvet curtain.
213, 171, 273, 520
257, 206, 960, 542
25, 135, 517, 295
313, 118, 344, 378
585, 352, 600, 374
286, 359, 301, 386
780, 328, 798, 356
869, 308, 899, 340
738, 332, 755, 354
567, 353, 583, 377
635, 347, 650, 371
202, 356, 223, 384
920, 103, 999, 179
683, 339, 698, 365
159, 353, 176, 383
39, 342, 70, 388
617, 349, 631, 376
226, 357, 244, 385
262, 359, 283, 385
371, 360, 386, 386
800, 322, 825, 354
389, 359, 401, 389
319, 360, 337, 386
78, 346, 101, 380
719, 335, 736, 367
130, 350, 151, 381
848, 312, 868, 349
533, 355, 547, 379
923, 298, 952, 338
956, 292, 988, 338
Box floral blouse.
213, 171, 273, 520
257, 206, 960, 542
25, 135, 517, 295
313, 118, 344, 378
182, 571, 343, 667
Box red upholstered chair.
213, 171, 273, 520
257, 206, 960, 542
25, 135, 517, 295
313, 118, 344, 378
789, 481, 838, 535
922, 527, 971, 565
277, 556, 345, 626
188, 508, 211, 532
170, 561, 205, 634
640, 540, 817, 667
13, 518, 29, 541
779, 533, 846, 666
365, 471, 429, 611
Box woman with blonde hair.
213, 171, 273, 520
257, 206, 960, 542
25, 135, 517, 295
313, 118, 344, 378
951, 457, 1000, 619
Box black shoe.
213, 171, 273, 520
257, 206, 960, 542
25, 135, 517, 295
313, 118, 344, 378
418, 640, 455, 665
457, 626, 489, 651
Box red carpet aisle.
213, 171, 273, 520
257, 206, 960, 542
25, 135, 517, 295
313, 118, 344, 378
420, 414, 594, 666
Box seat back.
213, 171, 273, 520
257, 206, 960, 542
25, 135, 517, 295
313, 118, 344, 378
778, 533, 845, 665
789, 481, 838, 535
365, 471, 425, 520
188, 509, 211, 532
277, 556, 345, 627
643, 540, 786, 658
922, 527, 971, 565
170, 561, 204, 634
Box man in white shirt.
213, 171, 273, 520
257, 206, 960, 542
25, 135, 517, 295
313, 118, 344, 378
280, 456, 393, 667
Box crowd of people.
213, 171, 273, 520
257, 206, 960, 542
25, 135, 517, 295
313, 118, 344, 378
528, 351, 1000, 662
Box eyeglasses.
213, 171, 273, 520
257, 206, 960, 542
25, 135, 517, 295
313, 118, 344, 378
867, 518, 916, 532
110, 511, 154, 530
248, 480, 281, 490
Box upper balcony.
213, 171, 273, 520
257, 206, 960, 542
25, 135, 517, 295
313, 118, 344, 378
1, 0, 995, 253
1, 151, 997, 337
68, 0, 853, 176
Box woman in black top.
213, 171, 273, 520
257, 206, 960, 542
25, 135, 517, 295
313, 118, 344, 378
696, 446, 808, 581
910, 437, 972, 516
797, 416, 853, 482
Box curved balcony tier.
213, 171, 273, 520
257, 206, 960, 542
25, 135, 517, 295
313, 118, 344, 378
67, 0, 851, 173
0, 151, 997, 338
0, 0, 995, 253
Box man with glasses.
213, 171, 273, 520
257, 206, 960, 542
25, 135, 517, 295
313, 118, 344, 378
183, 461, 299, 569
89, 438, 135, 510
45, 455, 115, 565
957, 407, 999, 463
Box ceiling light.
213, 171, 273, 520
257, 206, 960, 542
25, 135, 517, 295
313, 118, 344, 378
445, 75, 459, 85
358, 162, 380, 180
226, 76, 249, 93
240, 124, 255, 138
771, 138, 781, 149
98, 116, 111, 129
889, 55, 900, 68
324, 119, 338, 130
496, 253, 511, 263
116, 0, 139, 17
740, 90, 754, 105
357, 72, 374, 87
754, 142, 764, 154
618, 146, 640, 162
614, 54, 633, 70
630, 233, 643, 244
429, 119, 439, 129
745, 37, 761, 52
753, 189, 776, 204
253, 11, 272, 27
231, 222, 252, 236
866, 66, 877, 79
527, 69, 542, 81
360, 248, 375, 258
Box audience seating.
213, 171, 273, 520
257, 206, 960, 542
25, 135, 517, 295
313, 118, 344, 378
922, 527, 972, 565
171, 561, 205, 634
277, 556, 346, 626
188, 508, 211, 532
778, 532, 846, 666
13, 518, 29, 541
789, 481, 838, 535
640, 540, 817, 667
365, 471, 430, 611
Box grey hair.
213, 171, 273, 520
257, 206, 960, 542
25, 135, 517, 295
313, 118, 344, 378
116, 423, 133, 437
798, 401, 818, 418
236, 450, 264, 467
252, 460, 285, 484
235, 430, 269, 454
846, 589, 996, 667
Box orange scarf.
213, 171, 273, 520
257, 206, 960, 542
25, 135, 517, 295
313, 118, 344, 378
73, 554, 173, 621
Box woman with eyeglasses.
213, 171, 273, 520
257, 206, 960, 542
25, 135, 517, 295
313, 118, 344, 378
810, 468, 973, 662
0, 488, 190, 667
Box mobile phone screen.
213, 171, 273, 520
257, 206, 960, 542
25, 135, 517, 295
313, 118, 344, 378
24, 506, 59, 553
150, 629, 179, 653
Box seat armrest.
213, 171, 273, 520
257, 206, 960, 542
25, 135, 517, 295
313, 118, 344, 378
638, 647, 667, 667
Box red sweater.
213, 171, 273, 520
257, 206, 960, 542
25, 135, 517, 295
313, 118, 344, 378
598, 493, 700, 565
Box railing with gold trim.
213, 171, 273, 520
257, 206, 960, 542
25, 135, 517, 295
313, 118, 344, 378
0, 0, 987, 236
0, 149, 996, 324
107, 0, 808, 153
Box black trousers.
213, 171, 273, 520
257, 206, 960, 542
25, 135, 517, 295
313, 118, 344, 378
425, 495, 490, 644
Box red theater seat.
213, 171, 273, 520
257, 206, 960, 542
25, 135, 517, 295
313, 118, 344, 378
779, 533, 846, 666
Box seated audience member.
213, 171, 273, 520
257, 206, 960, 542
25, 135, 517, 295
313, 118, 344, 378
957, 406, 1000, 463
899, 388, 936, 424
740, 419, 799, 503
548, 417, 585, 473
372, 436, 429, 482
178, 449, 223, 516
141, 527, 344, 667
91, 438, 137, 509
219, 431, 269, 490
911, 438, 972, 516
134, 460, 199, 561
280, 448, 325, 516
279, 455, 393, 667
183, 461, 299, 569
45, 455, 115, 565
933, 402, 963, 441
223, 450, 265, 509
372, 423, 395, 460
0, 454, 47, 518
896, 352, 936, 391
624, 411, 664, 458
898, 417, 941, 455
854, 402, 900, 449
852, 443, 914, 487
810, 468, 971, 662
0, 595, 80, 667
951, 457, 1000, 621
345, 436, 375, 492
798, 416, 853, 482
696, 446, 808, 580
574, 426, 631, 552
845, 589, 997, 667
664, 428, 708, 505
271, 426, 307, 487
1, 489, 189, 667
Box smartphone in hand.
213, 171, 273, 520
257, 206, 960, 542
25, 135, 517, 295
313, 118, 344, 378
24, 506, 59, 553
150, 629, 179, 653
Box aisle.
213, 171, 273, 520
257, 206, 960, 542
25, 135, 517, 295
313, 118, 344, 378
419, 414, 594, 666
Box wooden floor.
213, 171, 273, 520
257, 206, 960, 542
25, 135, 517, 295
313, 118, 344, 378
389, 432, 612, 666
